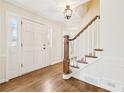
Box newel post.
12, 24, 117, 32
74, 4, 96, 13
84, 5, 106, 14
63, 35, 71, 79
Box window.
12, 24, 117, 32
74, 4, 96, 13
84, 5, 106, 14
9, 18, 18, 46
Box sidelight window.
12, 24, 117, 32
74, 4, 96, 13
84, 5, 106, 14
9, 18, 18, 46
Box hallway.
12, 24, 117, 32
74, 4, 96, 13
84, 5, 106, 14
0, 63, 108, 92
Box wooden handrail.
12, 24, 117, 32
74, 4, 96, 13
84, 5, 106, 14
69, 15, 100, 41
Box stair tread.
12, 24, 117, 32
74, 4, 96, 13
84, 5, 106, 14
94, 49, 104, 51
77, 61, 88, 64
70, 65, 80, 69
85, 55, 98, 58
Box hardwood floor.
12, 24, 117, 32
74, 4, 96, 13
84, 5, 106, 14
0, 62, 109, 92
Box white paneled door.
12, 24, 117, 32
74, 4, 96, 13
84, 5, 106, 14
34, 24, 49, 69
21, 20, 35, 74
21, 19, 50, 74
7, 13, 50, 80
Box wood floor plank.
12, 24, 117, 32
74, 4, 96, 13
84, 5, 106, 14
0, 62, 109, 92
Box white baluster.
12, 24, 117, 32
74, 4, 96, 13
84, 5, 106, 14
82, 31, 86, 58
70, 41, 73, 66
95, 18, 98, 49
72, 41, 74, 57
81, 33, 84, 59
96, 18, 100, 49
77, 37, 80, 60
94, 20, 97, 49
87, 27, 90, 55
78, 36, 81, 60
89, 25, 92, 55
92, 21, 96, 56
98, 18, 100, 49
92, 22, 95, 54
91, 25, 93, 55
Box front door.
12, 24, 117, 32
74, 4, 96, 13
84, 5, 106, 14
39, 26, 50, 67
21, 19, 35, 74
21, 19, 50, 74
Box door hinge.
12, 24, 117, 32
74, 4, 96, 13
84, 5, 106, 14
21, 21, 23, 24
21, 43, 23, 47
21, 64, 23, 68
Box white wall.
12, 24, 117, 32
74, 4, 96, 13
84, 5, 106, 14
0, 0, 6, 83
100, 0, 124, 66
100, 0, 124, 88
0, 0, 63, 83
79, 0, 99, 30
50, 24, 63, 64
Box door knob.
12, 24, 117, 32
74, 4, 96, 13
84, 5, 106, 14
43, 44, 46, 46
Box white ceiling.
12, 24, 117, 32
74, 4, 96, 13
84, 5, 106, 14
4, 0, 91, 31
4, 0, 90, 23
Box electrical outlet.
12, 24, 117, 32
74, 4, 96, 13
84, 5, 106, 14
100, 79, 121, 91
121, 87, 124, 92
123, 87, 124, 92
120, 86, 124, 92
107, 82, 116, 88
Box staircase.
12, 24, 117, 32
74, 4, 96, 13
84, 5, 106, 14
63, 15, 104, 78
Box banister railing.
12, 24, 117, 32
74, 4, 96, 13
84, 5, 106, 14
63, 15, 100, 76
69, 16, 100, 41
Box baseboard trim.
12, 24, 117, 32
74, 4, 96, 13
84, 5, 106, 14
51, 59, 62, 65
0, 78, 6, 84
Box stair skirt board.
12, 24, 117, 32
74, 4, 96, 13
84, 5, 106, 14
71, 60, 124, 92
72, 74, 124, 92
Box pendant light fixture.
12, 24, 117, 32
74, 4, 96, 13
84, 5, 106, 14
64, 1, 72, 20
